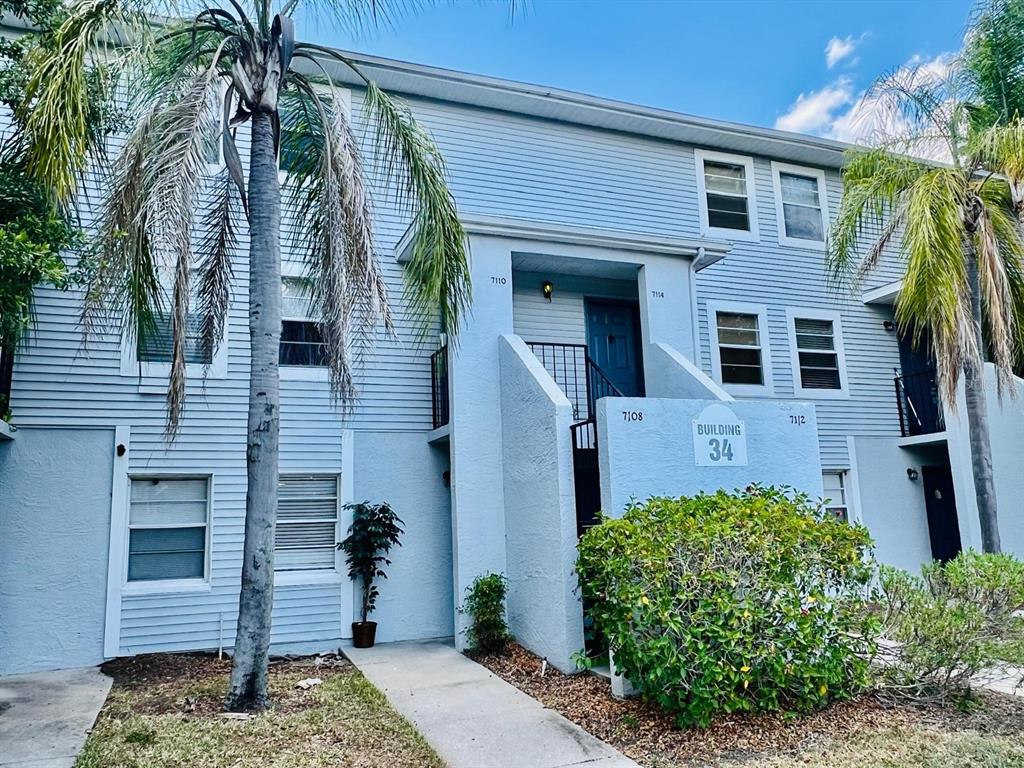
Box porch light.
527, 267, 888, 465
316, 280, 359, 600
907, 467, 919, 481
542, 280, 554, 301
883, 320, 895, 332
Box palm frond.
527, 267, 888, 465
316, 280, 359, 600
20, 0, 152, 204
362, 80, 470, 340
195, 169, 239, 367
964, 0, 1024, 128
281, 75, 389, 404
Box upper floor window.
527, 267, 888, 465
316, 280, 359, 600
787, 309, 848, 398
275, 474, 340, 572
695, 149, 759, 241
280, 276, 327, 368
127, 477, 210, 583
708, 301, 773, 394
771, 162, 829, 249
137, 312, 211, 365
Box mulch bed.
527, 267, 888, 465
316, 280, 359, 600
101, 651, 352, 717
470, 642, 1024, 766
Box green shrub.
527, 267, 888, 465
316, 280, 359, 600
463, 573, 512, 653
576, 486, 878, 728
877, 551, 1024, 702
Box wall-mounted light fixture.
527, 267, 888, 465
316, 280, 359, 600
542, 280, 554, 302
906, 467, 919, 481
883, 320, 896, 332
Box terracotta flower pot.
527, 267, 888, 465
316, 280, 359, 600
352, 621, 377, 648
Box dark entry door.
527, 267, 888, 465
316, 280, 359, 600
586, 300, 643, 396
922, 465, 962, 563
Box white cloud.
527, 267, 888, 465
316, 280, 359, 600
774, 78, 854, 134
775, 52, 956, 154
825, 35, 861, 69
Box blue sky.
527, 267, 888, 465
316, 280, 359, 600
303, 0, 974, 140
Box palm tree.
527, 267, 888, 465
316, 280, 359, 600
16, 0, 471, 709
829, 49, 1024, 555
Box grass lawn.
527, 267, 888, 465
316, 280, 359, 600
75, 653, 442, 768
473, 643, 1024, 768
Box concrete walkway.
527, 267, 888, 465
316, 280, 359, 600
346, 640, 639, 768
0, 667, 111, 768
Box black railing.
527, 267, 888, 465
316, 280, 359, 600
430, 345, 449, 429
570, 419, 601, 535
0, 345, 13, 419
895, 368, 944, 437
526, 341, 624, 421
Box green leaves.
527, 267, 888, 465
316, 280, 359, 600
462, 573, 512, 654
339, 502, 403, 622
575, 487, 878, 728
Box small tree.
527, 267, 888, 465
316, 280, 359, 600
462, 573, 511, 654
339, 501, 403, 625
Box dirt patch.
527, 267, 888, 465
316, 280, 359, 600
470, 643, 1024, 766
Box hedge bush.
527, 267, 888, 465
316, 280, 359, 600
576, 486, 878, 727
463, 573, 512, 653
877, 551, 1024, 702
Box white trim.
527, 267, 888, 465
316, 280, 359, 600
786, 307, 850, 399
706, 300, 774, 396
862, 279, 903, 306
340, 429, 355, 635
395, 214, 732, 263
821, 469, 851, 522
846, 437, 865, 526
770, 161, 829, 251
118, 297, 230, 380
103, 425, 130, 658
123, 473, 214, 592
694, 149, 760, 242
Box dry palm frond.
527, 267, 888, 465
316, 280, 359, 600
195, 169, 238, 371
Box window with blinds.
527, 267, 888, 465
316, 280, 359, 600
128, 477, 209, 582
702, 160, 751, 231
275, 474, 339, 571
778, 171, 824, 241
137, 313, 211, 364
715, 311, 764, 385
822, 472, 849, 522
794, 317, 842, 390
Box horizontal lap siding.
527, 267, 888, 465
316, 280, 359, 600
6, 85, 903, 654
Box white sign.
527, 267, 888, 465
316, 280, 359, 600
692, 404, 748, 466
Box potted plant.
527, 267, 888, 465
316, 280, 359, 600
339, 501, 403, 648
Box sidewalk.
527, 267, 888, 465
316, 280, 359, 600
0, 667, 111, 768
345, 639, 639, 768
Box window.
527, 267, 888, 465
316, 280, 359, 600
771, 162, 829, 248
787, 309, 848, 397
695, 150, 759, 240
137, 313, 211, 365
128, 477, 209, 582
716, 312, 763, 385
280, 276, 327, 367
708, 301, 773, 393
822, 472, 849, 522
275, 475, 339, 572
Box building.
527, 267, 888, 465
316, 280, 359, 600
2, 39, 1022, 676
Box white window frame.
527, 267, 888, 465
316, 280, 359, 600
118, 274, 230, 381
786, 307, 849, 399
280, 261, 328, 382
274, 473, 342, 585
822, 470, 850, 522
771, 162, 830, 250
122, 474, 213, 596
706, 300, 774, 396
694, 149, 760, 242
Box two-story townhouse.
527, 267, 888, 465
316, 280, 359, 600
2, 38, 1022, 677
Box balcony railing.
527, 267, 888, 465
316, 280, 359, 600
430, 345, 449, 429
526, 341, 623, 421
0, 345, 13, 419
895, 368, 944, 437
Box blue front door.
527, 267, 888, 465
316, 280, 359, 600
586, 300, 644, 397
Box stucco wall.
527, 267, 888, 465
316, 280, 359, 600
849, 436, 935, 574
597, 397, 823, 518
0, 428, 113, 674
945, 365, 1024, 557
645, 342, 732, 401
353, 431, 453, 642
498, 336, 582, 672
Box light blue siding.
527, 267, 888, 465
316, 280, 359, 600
4, 64, 907, 657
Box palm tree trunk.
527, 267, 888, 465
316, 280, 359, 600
227, 110, 282, 710
964, 249, 1001, 554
